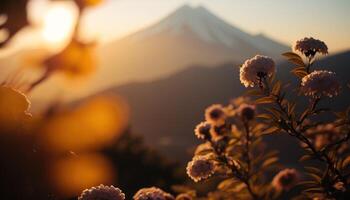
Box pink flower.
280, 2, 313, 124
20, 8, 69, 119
240, 55, 276, 87
194, 122, 211, 140
272, 168, 300, 191
133, 187, 174, 200
301, 70, 340, 98
186, 156, 215, 182
78, 185, 125, 200
294, 37, 328, 57
205, 104, 227, 126
237, 103, 256, 121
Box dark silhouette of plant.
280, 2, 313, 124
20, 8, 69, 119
0, 0, 29, 47
240, 37, 350, 199
102, 130, 185, 198
184, 99, 290, 200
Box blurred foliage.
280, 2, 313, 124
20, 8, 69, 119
102, 130, 185, 198
43, 39, 96, 78
0, 95, 183, 199
0, 0, 29, 47
39, 96, 129, 153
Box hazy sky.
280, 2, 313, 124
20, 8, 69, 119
2, 0, 349, 56
80, 0, 350, 53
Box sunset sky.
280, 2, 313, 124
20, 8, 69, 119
2, 0, 349, 55
81, 0, 350, 52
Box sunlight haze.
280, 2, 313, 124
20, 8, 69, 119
81, 0, 350, 52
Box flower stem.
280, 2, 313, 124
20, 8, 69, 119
261, 80, 347, 196
272, 89, 345, 183
243, 120, 260, 199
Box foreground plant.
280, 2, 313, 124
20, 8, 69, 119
78, 185, 126, 200
240, 37, 350, 199
78, 185, 177, 200
185, 98, 296, 199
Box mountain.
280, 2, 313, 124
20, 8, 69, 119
101, 50, 350, 163
94, 4, 289, 90
0, 4, 289, 100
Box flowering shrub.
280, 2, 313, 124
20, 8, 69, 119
184, 97, 292, 199
235, 37, 350, 199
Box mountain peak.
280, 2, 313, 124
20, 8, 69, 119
194, 5, 210, 12
128, 3, 288, 57
133, 4, 253, 46
175, 4, 193, 12
169, 4, 211, 16
170, 4, 212, 18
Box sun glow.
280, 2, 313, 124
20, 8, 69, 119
42, 4, 76, 45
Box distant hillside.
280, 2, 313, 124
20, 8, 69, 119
102, 51, 350, 163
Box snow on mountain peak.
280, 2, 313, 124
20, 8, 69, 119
129, 4, 288, 56
131, 5, 257, 47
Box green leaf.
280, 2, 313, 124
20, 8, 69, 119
218, 178, 240, 191
262, 157, 279, 168
302, 187, 323, 193
294, 66, 307, 71
307, 173, 322, 182
255, 96, 275, 104
288, 102, 296, 116
272, 81, 281, 95
299, 109, 310, 122
299, 154, 313, 162
245, 89, 262, 96
297, 181, 319, 187
256, 113, 273, 120
253, 150, 279, 164
291, 69, 308, 78
282, 52, 303, 60
261, 126, 280, 136
342, 156, 350, 169
304, 167, 323, 175
286, 57, 305, 67
264, 107, 283, 120
195, 148, 214, 156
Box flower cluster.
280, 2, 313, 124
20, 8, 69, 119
185, 97, 290, 199
238, 37, 350, 199
237, 103, 256, 121
186, 156, 215, 182
133, 187, 174, 200
305, 123, 342, 150
272, 169, 300, 191
79, 186, 175, 200
204, 104, 227, 126
78, 185, 125, 200
301, 70, 340, 98
194, 122, 211, 140
293, 37, 328, 57
239, 55, 276, 87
